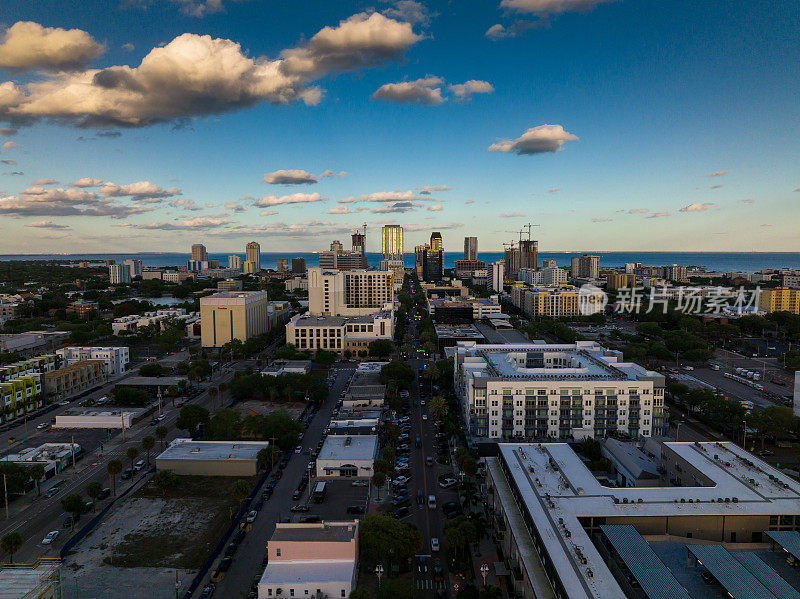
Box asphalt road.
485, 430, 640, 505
0, 355, 239, 564
199, 366, 354, 598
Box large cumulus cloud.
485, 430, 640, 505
0, 22, 104, 72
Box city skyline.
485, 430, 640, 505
0, 1, 798, 253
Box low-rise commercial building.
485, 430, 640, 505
155, 438, 270, 476
486, 441, 800, 599
217, 278, 243, 291
316, 435, 378, 478
54, 407, 140, 429
162, 271, 195, 283
257, 521, 359, 599
200, 291, 270, 348
454, 341, 665, 440
286, 311, 393, 356
6, 442, 83, 478
0, 331, 69, 357
341, 370, 385, 409
454, 259, 486, 278
66, 299, 99, 319
284, 276, 308, 292
56, 346, 129, 375
43, 360, 107, 401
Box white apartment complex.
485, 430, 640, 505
286, 311, 393, 356
307, 268, 393, 317
109, 263, 131, 284
518, 266, 568, 286
56, 346, 130, 376
454, 341, 666, 440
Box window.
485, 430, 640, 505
341, 591, 346, 598
276, 549, 281, 557
268, 590, 272, 596
290, 590, 295, 597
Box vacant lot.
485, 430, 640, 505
64, 475, 255, 599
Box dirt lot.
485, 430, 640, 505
63, 476, 252, 599
237, 399, 306, 419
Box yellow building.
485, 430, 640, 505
380, 225, 404, 261
243, 260, 256, 274
758, 287, 800, 314
511, 285, 605, 317
245, 241, 261, 271
606, 272, 636, 291
200, 291, 270, 348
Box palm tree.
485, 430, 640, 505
29, 463, 45, 497
86, 480, 102, 512
155, 425, 168, 452
107, 459, 123, 496
208, 386, 218, 409
430, 395, 448, 421
141, 436, 155, 466
218, 382, 228, 406
0, 532, 22, 563
126, 446, 139, 471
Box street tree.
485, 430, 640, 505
155, 425, 168, 452
126, 446, 140, 471
372, 471, 386, 500
208, 386, 218, 409
0, 532, 22, 563
86, 481, 102, 512
176, 404, 210, 438
29, 463, 45, 496
107, 459, 123, 496
231, 479, 251, 503
429, 395, 448, 421
61, 493, 86, 530
141, 435, 155, 466
359, 513, 422, 571
154, 470, 181, 496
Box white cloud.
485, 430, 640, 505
679, 202, 714, 212
2, 141, 18, 149
320, 170, 347, 178
122, 43, 135, 52
485, 21, 538, 39
500, 212, 525, 217
371, 201, 420, 213
30, 178, 59, 186
428, 204, 443, 211
592, 218, 611, 223
69, 177, 103, 188
0, 187, 154, 218
1, 159, 15, 165
25, 220, 70, 229
253, 192, 326, 207
416, 185, 452, 195
402, 222, 463, 231
499, 0, 615, 17
647, 212, 670, 218
0, 13, 421, 128
740, 199, 755, 204
382, 1, 432, 26
372, 77, 445, 105
710, 184, 723, 189
328, 205, 350, 214
627, 208, 648, 214
465, 200, 474, 204
168, 0, 232, 17
705, 170, 728, 177
263, 169, 318, 185
259, 210, 278, 216
338, 190, 430, 203
489, 124, 578, 155
448, 80, 494, 102
131, 216, 232, 230
548, 188, 560, 193
0, 21, 104, 72
101, 181, 181, 198
169, 199, 201, 211
224, 201, 246, 212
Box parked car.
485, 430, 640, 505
199, 584, 216, 599
36, 422, 49, 430
42, 530, 59, 545
431, 538, 440, 551
426, 457, 434, 467
351, 480, 369, 487
120, 469, 133, 480
232, 529, 246, 544
134, 459, 145, 471
292, 489, 303, 500
254, 499, 264, 511
45, 486, 60, 498
245, 510, 258, 523
439, 478, 458, 488
97, 487, 111, 500
393, 506, 410, 518
295, 445, 302, 454
291, 504, 310, 512
300, 515, 321, 523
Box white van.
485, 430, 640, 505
427, 495, 437, 509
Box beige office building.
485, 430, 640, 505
308, 268, 393, 317
246, 241, 261, 271
200, 291, 270, 347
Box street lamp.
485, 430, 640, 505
480, 563, 489, 586
375, 565, 384, 587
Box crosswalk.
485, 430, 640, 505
414, 578, 448, 590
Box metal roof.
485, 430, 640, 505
733, 552, 800, 599
766, 531, 800, 562
686, 544, 777, 599
599, 525, 691, 599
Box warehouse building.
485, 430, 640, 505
316, 435, 378, 479
155, 439, 270, 476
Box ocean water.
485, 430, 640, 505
2, 251, 800, 273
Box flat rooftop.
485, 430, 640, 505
270, 521, 358, 543
259, 561, 355, 586
157, 439, 269, 461
292, 312, 391, 326
434, 324, 486, 340
492, 441, 800, 599
317, 435, 377, 462
118, 376, 187, 386
0, 561, 60, 599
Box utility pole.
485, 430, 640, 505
71, 435, 76, 469
3, 473, 8, 519
121, 412, 125, 441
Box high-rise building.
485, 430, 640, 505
625, 262, 641, 274
430, 231, 443, 251
123, 259, 143, 278
662, 264, 687, 282
307, 268, 393, 316
320, 238, 367, 271
489, 261, 504, 292
542, 259, 557, 269
246, 241, 261, 272
228, 255, 242, 270
292, 257, 306, 274
758, 287, 800, 314
570, 256, 580, 279
518, 239, 538, 271
414, 245, 426, 279
109, 263, 131, 284
572, 254, 599, 279
330, 240, 343, 252
191, 244, 208, 262
199, 291, 270, 348
504, 246, 520, 278
277, 258, 289, 273
381, 225, 403, 260
423, 247, 443, 282
243, 260, 256, 274
379, 259, 405, 286
463, 237, 478, 261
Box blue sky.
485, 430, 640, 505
0, 0, 797, 254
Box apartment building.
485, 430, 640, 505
200, 291, 270, 347
0, 355, 56, 383
464, 236, 478, 261
511, 285, 605, 317
379, 259, 405, 288
570, 254, 600, 279
56, 346, 130, 376
162, 271, 194, 283
453, 341, 666, 440
43, 360, 107, 401
0, 374, 43, 424
246, 241, 261, 271
518, 267, 568, 286
606, 272, 636, 290
489, 261, 504, 293
112, 308, 193, 335
454, 259, 486, 278
257, 521, 360, 599
109, 263, 131, 284
123, 259, 143, 278
759, 287, 800, 314
285, 311, 393, 356
307, 268, 393, 317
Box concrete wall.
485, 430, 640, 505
606, 514, 773, 543
155, 458, 257, 477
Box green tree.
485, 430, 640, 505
429, 395, 448, 421
107, 459, 123, 496
479, 586, 503, 599
154, 470, 181, 496
29, 463, 45, 496
139, 363, 168, 377
176, 404, 210, 437
0, 462, 28, 495
155, 425, 168, 452
126, 446, 139, 471
231, 479, 251, 503
369, 339, 395, 359
372, 471, 386, 500
86, 480, 102, 512
0, 532, 22, 563
141, 435, 155, 466
60, 493, 86, 530
359, 513, 422, 571
315, 350, 337, 367
208, 386, 218, 409
257, 446, 281, 470
379, 360, 415, 388
111, 386, 152, 407
208, 408, 242, 440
